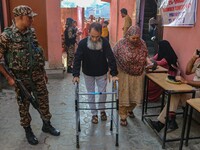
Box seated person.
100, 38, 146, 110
146, 40, 179, 102
148, 50, 200, 132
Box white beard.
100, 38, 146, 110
87, 37, 103, 50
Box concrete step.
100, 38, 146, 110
45, 52, 67, 79
46, 68, 66, 79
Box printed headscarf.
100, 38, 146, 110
113, 25, 148, 76
124, 25, 141, 38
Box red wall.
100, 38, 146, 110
2, 0, 63, 68
109, 0, 136, 46
2, 0, 8, 28
77, 7, 84, 32
7, 0, 48, 59
61, 7, 84, 34
61, 8, 77, 33
118, 0, 136, 38
163, 2, 200, 79
46, 0, 62, 68
109, 0, 118, 46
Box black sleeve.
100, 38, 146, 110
104, 40, 118, 76
72, 41, 84, 77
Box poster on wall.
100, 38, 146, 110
160, 0, 197, 27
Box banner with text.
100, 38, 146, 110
160, 0, 197, 27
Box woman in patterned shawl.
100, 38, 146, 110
113, 25, 148, 126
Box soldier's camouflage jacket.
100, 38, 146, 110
0, 23, 45, 71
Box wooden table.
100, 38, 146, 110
179, 98, 200, 150
142, 73, 196, 149
144, 66, 168, 111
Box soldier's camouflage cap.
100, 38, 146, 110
13, 5, 37, 17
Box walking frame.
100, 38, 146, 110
75, 81, 119, 148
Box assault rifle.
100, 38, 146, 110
0, 63, 41, 114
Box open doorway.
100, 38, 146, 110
60, 0, 110, 38
0, 0, 4, 32
139, 0, 163, 56
142, 0, 158, 56
60, 0, 111, 68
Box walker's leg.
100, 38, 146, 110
116, 82, 119, 147
145, 77, 149, 113
110, 109, 113, 131
78, 107, 81, 132
75, 83, 80, 148
76, 135, 80, 148
142, 75, 147, 121
116, 133, 119, 147
116, 97, 119, 147
110, 83, 114, 131
75, 97, 79, 148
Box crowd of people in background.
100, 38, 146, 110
82, 15, 110, 39
63, 15, 111, 73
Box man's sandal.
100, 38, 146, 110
120, 119, 128, 126
100, 111, 107, 121
127, 111, 135, 118
91, 115, 98, 124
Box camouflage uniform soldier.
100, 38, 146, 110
0, 5, 60, 145
64, 18, 76, 73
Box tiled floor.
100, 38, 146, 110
0, 73, 200, 150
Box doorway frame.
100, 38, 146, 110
0, 0, 5, 31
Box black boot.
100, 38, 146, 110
167, 112, 178, 132
24, 126, 38, 145
147, 118, 165, 133
67, 66, 73, 73
42, 120, 60, 136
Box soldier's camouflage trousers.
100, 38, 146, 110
14, 68, 52, 127
65, 44, 75, 67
